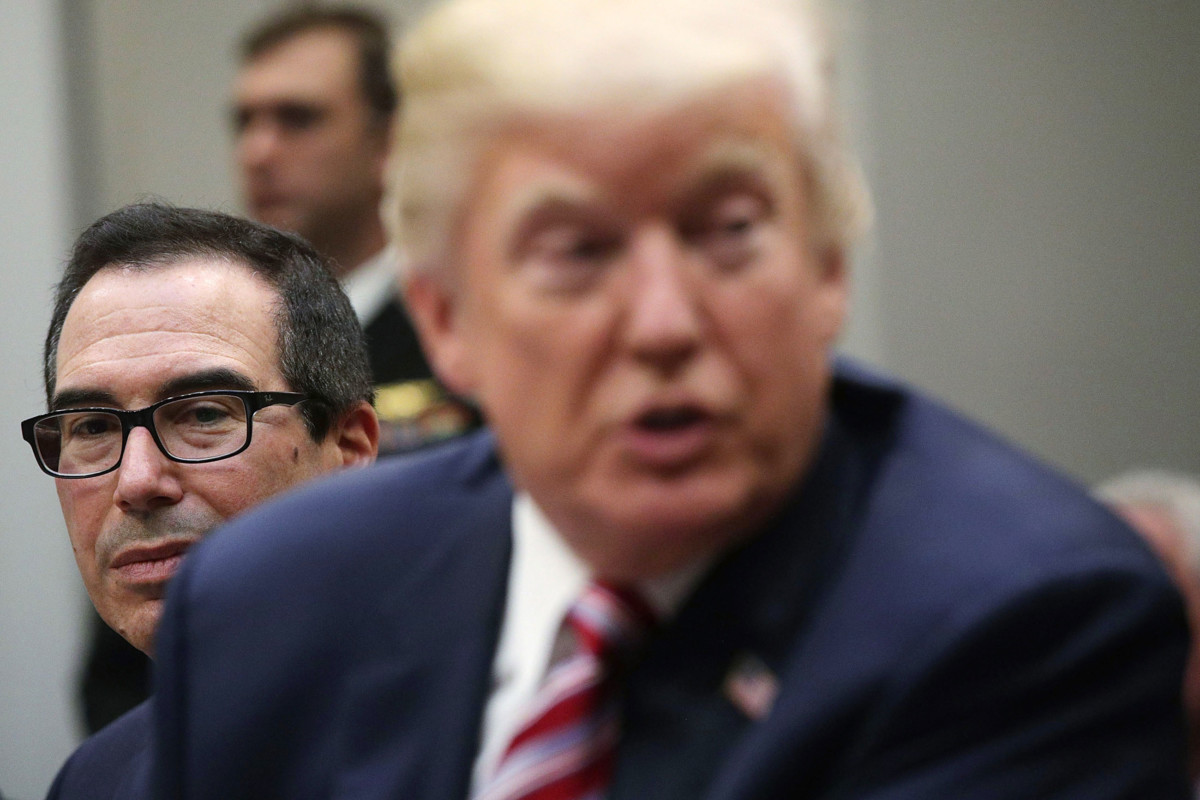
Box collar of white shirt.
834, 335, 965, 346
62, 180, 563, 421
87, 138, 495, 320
470, 492, 711, 791
341, 245, 399, 326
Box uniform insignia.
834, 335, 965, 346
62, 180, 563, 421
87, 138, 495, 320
374, 379, 479, 453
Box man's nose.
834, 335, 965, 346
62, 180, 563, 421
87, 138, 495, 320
113, 427, 183, 513
622, 227, 704, 370
237, 119, 280, 169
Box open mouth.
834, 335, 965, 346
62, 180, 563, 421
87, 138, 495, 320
638, 406, 709, 432
627, 405, 716, 467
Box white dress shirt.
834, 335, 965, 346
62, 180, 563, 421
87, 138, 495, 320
341, 245, 399, 326
469, 493, 710, 793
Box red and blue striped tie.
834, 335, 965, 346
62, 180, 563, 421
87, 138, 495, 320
477, 581, 656, 800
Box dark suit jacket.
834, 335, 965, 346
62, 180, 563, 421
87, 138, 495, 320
80, 613, 150, 734
46, 700, 152, 800
363, 296, 433, 387
152, 364, 1191, 799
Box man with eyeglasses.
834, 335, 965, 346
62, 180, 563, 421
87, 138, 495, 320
25, 202, 379, 799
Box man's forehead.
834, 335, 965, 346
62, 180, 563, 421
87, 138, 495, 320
55, 260, 284, 406
487, 95, 796, 212
69, 258, 274, 314
236, 28, 359, 102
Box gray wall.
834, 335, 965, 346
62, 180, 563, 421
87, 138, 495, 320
858, 0, 1200, 482
1, 0, 1196, 795
0, 2, 88, 798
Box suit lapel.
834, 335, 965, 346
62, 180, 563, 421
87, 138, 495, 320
331, 444, 514, 800
611, 414, 870, 800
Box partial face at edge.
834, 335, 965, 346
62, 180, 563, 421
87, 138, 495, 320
409, 81, 847, 579
1117, 502, 1200, 723
52, 259, 350, 654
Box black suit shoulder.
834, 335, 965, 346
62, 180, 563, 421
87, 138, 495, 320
708, 364, 1189, 797
46, 701, 151, 800
154, 431, 512, 800
820, 364, 1176, 671
186, 429, 506, 576
362, 297, 432, 385
840, 363, 1160, 578
166, 430, 512, 670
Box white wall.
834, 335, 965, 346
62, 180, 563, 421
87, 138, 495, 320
0, 1, 88, 798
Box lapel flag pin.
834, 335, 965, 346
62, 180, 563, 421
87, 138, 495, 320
723, 653, 780, 721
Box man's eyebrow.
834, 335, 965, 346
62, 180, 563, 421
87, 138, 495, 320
157, 368, 258, 399
671, 143, 784, 208
691, 140, 774, 176
507, 175, 597, 222
50, 368, 260, 412
501, 180, 602, 258
50, 388, 118, 412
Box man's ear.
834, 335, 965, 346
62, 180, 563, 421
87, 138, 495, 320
404, 272, 477, 397
328, 401, 380, 467
814, 245, 849, 344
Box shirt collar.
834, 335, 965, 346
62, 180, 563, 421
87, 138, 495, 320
341, 245, 400, 325
510, 492, 711, 626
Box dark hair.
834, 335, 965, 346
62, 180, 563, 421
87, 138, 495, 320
241, 4, 398, 126
45, 203, 374, 441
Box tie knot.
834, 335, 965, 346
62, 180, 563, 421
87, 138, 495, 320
480, 581, 654, 800
566, 580, 657, 665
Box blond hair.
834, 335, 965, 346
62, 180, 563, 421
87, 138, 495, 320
390, 0, 870, 277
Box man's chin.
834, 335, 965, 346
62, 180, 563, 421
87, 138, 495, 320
101, 600, 162, 658
248, 202, 300, 232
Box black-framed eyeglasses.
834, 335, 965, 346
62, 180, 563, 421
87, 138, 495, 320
20, 390, 308, 479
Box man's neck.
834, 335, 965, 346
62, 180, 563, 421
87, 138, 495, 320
317, 220, 388, 278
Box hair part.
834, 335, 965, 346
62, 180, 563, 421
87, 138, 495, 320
46, 203, 374, 440
242, 3, 398, 126
391, 0, 870, 280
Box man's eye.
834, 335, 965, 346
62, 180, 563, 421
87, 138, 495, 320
189, 406, 229, 425
277, 105, 322, 132
174, 401, 238, 428
524, 226, 621, 290
684, 193, 770, 269
534, 228, 617, 261
157, 396, 245, 434
70, 415, 118, 438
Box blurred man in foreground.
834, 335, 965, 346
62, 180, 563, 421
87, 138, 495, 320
152, 1, 1190, 797
25, 203, 378, 799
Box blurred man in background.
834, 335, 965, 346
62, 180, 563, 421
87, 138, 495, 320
233, 4, 475, 445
